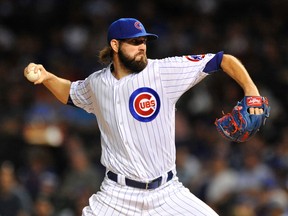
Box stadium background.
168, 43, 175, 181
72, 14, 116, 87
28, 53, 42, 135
0, 0, 287, 215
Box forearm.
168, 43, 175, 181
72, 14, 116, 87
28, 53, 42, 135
221, 54, 260, 96
24, 63, 71, 104
43, 72, 71, 104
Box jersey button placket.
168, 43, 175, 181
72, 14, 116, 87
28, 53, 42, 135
114, 86, 127, 144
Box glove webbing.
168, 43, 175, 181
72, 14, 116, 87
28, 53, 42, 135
218, 109, 245, 135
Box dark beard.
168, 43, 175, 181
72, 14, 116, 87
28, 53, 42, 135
118, 48, 148, 73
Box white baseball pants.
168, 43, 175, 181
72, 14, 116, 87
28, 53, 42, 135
82, 175, 219, 216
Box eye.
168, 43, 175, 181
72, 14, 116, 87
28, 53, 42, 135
131, 39, 139, 45
142, 38, 147, 44
131, 39, 144, 45
123, 38, 147, 46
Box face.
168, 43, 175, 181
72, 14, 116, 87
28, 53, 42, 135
118, 37, 148, 73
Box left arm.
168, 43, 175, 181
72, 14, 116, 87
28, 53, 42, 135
220, 54, 262, 114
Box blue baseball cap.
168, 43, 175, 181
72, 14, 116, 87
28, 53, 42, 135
107, 18, 158, 43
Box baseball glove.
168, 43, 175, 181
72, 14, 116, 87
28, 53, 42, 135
215, 96, 270, 142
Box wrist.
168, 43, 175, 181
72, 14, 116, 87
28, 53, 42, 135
243, 84, 260, 96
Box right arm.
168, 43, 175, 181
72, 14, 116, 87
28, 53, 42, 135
24, 63, 71, 104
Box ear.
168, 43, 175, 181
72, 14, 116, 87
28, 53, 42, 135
110, 39, 119, 53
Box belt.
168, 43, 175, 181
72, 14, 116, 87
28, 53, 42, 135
107, 170, 174, 190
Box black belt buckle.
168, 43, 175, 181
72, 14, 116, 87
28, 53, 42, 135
125, 174, 165, 190
108, 170, 173, 190
147, 176, 162, 189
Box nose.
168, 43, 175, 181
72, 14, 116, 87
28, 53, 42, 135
138, 42, 146, 50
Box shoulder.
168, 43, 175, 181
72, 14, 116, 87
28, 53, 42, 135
149, 56, 187, 64
92, 66, 109, 76
150, 53, 221, 65
87, 66, 110, 80
71, 67, 107, 87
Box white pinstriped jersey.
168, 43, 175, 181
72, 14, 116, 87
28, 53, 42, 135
70, 52, 223, 182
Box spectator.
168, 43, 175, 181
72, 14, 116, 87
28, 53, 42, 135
57, 136, 103, 213
0, 161, 32, 216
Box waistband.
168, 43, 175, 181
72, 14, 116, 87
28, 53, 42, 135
107, 170, 174, 190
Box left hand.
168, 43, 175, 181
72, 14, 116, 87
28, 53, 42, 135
249, 107, 264, 115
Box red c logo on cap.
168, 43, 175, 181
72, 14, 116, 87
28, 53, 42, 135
134, 21, 142, 30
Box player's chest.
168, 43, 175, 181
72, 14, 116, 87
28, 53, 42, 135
95, 76, 163, 123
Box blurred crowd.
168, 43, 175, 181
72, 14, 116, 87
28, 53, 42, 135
0, 0, 287, 215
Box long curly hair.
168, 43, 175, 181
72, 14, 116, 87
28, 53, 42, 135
98, 46, 113, 64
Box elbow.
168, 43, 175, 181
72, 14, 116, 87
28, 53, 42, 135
58, 97, 69, 105
220, 54, 242, 72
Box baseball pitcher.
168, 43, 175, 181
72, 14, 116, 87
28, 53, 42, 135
24, 18, 269, 216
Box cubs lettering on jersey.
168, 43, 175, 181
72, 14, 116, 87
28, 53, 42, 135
129, 87, 160, 122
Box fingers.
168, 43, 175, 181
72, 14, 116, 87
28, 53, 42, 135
24, 63, 43, 74
249, 107, 264, 115
24, 63, 45, 84
24, 63, 36, 77
34, 73, 44, 85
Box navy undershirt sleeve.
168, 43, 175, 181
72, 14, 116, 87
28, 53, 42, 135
203, 51, 224, 74
67, 95, 76, 107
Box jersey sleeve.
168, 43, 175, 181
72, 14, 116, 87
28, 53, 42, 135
69, 77, 94, 113
203, 51, 223, 74
158, 51, 223, 102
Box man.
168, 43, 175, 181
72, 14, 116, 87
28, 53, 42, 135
24, 18, 263, 215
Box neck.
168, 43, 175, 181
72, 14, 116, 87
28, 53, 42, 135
111, 60, 132, 80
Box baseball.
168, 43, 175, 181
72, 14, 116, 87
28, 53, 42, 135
26, 67, 41, 82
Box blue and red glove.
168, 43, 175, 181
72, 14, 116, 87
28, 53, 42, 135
215, 96, 270, 142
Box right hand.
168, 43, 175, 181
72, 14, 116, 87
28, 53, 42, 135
24, 63, 48, 84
